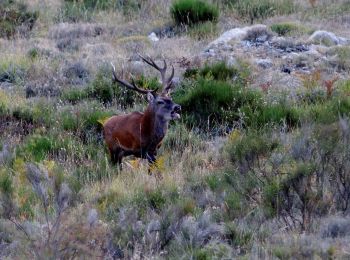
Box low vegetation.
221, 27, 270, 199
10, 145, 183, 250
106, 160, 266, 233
225, 0, 296, 24
1, 0, 350, 258
171, 0, 219, 26
0, 0, 38, 38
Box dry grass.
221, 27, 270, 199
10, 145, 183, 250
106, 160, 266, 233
1, 0, 350, 258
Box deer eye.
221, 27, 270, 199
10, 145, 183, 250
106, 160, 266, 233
157, 100, 165, 105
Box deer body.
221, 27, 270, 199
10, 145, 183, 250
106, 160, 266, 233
103, 55, 180, 169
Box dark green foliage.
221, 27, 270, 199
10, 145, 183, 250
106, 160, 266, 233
171, 0, 219, 26
12, 106, 35, 124
23, 135, 54, 161
175, 78, 263, 128
61, 88, 89, 104
270, 23, 298, 36
243, 102, 300, 129
262, 180, 281, 217
87, 72, 116, 104
0, 172, 13, 195
200, 61, 238, 81
224, 192, 243, 218
0, 1, 38, 38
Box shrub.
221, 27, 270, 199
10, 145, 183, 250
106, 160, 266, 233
61, 88, 89, 104
270, 23, 298, 36
22, 134, 54, 161
188, 21, 218, 40
0, 63, 27, 84
199, 61, 238, 81
162, 123, 203, 151
226, 130, 278, 167
243, 102, 300, 128
175, 79, 239, 127
175, 77, 263, 129
0, 1, 39, 38
58, 0, 142, 22
171, 0, 219, 26
228, 0, 295, 24
327, 46, 350, 71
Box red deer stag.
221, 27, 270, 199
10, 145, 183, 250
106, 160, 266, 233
103, 55, 181, 170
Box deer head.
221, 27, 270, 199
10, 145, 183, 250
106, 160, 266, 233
111, 54, 181, 121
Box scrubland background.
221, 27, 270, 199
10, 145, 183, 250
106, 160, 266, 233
1, 0, 350, 258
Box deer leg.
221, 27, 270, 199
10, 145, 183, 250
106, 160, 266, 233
110, 147, 124, 171
146, 152, 157, 174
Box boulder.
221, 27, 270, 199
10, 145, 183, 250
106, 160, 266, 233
209, 24, 268, 47
308, 30, 349, 46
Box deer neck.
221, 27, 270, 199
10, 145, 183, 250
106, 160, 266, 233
142, 106, 168, 151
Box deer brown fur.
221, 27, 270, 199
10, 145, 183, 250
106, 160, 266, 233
103, 55, 181, 170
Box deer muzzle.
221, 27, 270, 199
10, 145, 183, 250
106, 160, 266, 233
171, 104, 181, 119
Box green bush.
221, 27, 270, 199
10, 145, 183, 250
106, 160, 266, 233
0, 1, 39, 38
12, 106, 35, 124
199, 61, 238, 81
175, 78, 263, 128
270, 23, 298, 36
22, 135, 54, 161
243, 102, 300, 129
171, 0, 219, 26
61, 88, 89, 104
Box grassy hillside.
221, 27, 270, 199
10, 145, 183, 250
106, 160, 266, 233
1, 0, 350, 258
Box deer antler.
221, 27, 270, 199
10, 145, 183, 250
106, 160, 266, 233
138, 54, 175, 96
111, 62, 156, 95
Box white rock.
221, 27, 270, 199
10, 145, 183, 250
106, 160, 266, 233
209, 24, 268, 47
308, 30, 349, 46
148, 32, 159, 42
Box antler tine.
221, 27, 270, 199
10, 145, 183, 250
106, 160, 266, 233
161, 65, 175, 96
110, 62, 153, 95
138, 54, 176, 95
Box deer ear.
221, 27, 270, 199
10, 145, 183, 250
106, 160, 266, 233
147, 92, 155, 102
